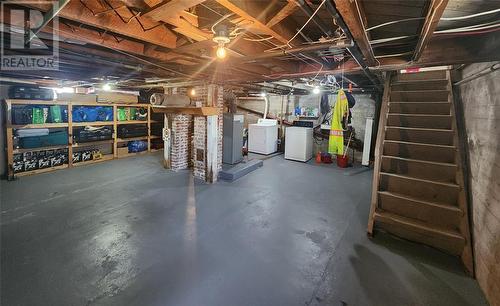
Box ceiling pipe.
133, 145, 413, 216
324, 1, 382, 91
243, 41, 353, 62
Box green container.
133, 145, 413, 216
50, 105, 62, 123
32, 107, 44, 124
117, 108, 127, 121
129, 107, 137, 120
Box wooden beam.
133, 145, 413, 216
412, 0, 449, 61
266, 1, 298, 28
27, 1, 177, 49
333, 0, 376, 66
215, 0, 290, 44
144, 0, 207, 21
143, 2, 212, 41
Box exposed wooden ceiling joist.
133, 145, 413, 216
412, 0, 450, 61
266, 1, 298, 28
215, 0, 291, 44
333, 0, 377, 66
28, 0, 178, 49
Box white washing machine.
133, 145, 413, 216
248, 119, 278, 155
285, 126, 313, 162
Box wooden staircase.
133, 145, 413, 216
368, 70, 473, 273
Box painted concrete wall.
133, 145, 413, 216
238, 93, 375, 141
457, 62, 500, 306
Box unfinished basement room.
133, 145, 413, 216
0, 0, 499, 305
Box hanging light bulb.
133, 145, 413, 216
313, 86, 320, 94
102, 83, 112, 91
190, 88, 196, 96
216, 42, 227, 59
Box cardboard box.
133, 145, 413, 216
57, 93, 97, 103
117, 146, 129, 157
98, 92, 138, 104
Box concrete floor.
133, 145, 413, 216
0, 153, 488, 306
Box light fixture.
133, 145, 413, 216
259, 92, 266, 97
189, 88, 196, 96
102, 83, 112, 91
313, 86, 320, 94
213, 24, 230, 60
216, 43, 227, 59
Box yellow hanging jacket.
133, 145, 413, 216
329, 89, 348, 155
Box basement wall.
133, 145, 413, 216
238, 93, 375, 140
456, 62, 500, 306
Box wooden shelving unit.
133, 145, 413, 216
4, 99, 163, 179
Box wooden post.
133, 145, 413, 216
5, 100, 14, 180
206, 114, 218, 183
163, 114, 171, 169
113, 105, 118, 158
67, 102, 73, 167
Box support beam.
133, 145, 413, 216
332, 0, 376, 66
215, 0, 290, 44
27, 1, 177, 49
266, 1, 298, 28
325, 1, 381, 90
412, 0, 449, 61
144, 0, 207, 21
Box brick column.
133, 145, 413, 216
170, 114, 192, 171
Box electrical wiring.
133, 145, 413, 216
243, 36, 274, 42
435, 26, 500, 36
435, 22, 500, 33
286, 0, 326, 48
441, 8, 500, 21
366, 18, 425, 32
365, 9, 500, 33
370, 35, 415, 45
415, 0, 445, 58
375, 51, 413, 59
353, 0, 378, 67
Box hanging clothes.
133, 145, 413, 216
329, 89, 349, 155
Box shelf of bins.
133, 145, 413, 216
3, 99, 164, 179
72, 155, 114, 167
72, 140, 114, 148
9, 123, 69, 129
15, 164, 69, 177
116, 120, 148, 125
13, 144, 69, 154
116, 136, 149, 142
72, 121, 114, 127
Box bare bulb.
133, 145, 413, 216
313, 86, 320, 94
190, 88, 196, 96
102, 83, 112, 91
216, 46, 226, 59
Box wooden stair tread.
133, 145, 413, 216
378, 191, 462, 213
392, 79, 448, 84
381, 155, 457, 167
390, 90, 449, 93
388, 113, 452, 117
374, 210, 464, 241
389, 101, 450, 104
384, 139, 456, 149
385, 126, 453, 132
380, 172, 460, 188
